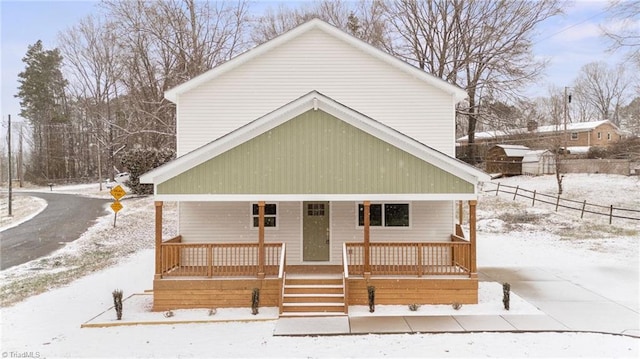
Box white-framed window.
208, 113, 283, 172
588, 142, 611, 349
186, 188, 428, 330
607, 133, 611, 140
597, 132, 602, 140
357, 203, 410, 227
571, 132, 578, 140
251, 203, 277, 228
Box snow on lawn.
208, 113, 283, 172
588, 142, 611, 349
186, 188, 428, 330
0, 195, 47, 231
0, 184, 177, 307
2, 250, 638, 358
1, 175, 639, 358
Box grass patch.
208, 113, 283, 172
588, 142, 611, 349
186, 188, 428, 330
556, 222, 639, 240
497, 211, 543, 225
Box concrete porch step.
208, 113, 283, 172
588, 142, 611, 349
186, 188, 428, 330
279, 312, 348, 318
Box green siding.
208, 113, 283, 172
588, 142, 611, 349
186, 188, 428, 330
158, 110, 474, 195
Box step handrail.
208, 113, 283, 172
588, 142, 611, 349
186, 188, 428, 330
278, 243, 286, 315
342, 242, 349, 314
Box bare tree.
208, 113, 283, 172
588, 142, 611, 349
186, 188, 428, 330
100, 0, 251, 149
59, 15, 124, 180
387, 0, 563, 163
251, 0, 391, 50
572, 61, 631, 125
602, 0, 640, 68
619, 96, 640, 135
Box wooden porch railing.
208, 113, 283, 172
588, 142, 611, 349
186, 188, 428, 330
159, 239, 284, 278
344, 240, 471, 277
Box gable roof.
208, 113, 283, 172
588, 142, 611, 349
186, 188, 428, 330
457, 120, 622, 143
141, 91, 489, 200
164, 18, 467, 103
491, 144, 531, 157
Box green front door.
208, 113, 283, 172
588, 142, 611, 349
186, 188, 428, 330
303, 201, 330, 261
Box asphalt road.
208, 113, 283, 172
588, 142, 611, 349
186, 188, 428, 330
0, 192, 110, 270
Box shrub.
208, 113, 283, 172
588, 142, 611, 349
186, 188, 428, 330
251, 288, 260, 315
112, 289, 123, 320
119, 147, 175, 195
367, 286, 375, 313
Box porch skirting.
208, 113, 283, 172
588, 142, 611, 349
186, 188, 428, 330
151, 276, 478, 311
346, 277, 478, 305
153, 278, 281, 311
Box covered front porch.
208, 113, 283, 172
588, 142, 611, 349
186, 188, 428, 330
151, 200, 478, 313
141, 96, 489, 313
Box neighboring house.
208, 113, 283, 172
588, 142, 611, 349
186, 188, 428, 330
456, 120, 627, 160
140, 19, 490, 316
522, 150, 556, 176
485, 145, 530, 176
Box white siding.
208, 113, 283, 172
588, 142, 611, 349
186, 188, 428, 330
179, 201, 303, 264
176, 28, 455, 157
179, 201, 454, 265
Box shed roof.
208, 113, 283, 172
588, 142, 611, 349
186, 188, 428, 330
493, 144, 531, 157
522, 150, 553, 161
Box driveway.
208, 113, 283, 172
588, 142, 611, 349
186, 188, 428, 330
0, 192, 110, 270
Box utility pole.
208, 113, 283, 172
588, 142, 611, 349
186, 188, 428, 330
8, 115, 12, 216
98, 139, 102, 191
563, 86, 568, 153
18, 123, 23, 188
563, 87, 573, 150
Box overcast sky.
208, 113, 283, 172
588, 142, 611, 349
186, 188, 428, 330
0, 0, 630, 133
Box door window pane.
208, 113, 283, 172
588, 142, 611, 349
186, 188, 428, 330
307, 203, 325, 216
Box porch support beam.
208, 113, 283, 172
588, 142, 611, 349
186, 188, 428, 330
458, 200, 463, 225
258, 201, 265, 279
469, 200, 477, 278
363, 201, 371, 277
155, 201, 163, 278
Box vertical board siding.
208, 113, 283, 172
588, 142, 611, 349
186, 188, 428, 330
179, 201, 453, 265
160, 110, 473, 195
177, 28, 455, 157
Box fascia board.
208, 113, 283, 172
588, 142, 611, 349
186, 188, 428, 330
153, 193, 480, 202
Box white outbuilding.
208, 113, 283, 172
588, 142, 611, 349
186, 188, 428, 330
522, 150, 556, 175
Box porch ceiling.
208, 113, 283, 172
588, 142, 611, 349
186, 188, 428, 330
156, 109, 476, 200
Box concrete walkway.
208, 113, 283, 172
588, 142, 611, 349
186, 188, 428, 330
274, 268, 640, 337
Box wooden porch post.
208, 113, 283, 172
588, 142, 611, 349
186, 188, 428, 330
363, 201, 371, 278
154, 201, 163, 278
458, 200, 463, 225
258, 201, 265, 279
469, 200, 477, 278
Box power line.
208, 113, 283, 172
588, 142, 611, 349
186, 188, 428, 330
533, 7, 611, 45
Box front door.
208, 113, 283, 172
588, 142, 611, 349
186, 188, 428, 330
303, 201, 330, 261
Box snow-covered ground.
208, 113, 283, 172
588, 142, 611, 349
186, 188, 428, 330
1, 174, 639, 358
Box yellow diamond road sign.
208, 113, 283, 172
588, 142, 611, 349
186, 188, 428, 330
110, 185, 126, 201
111, 201, 123, 213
